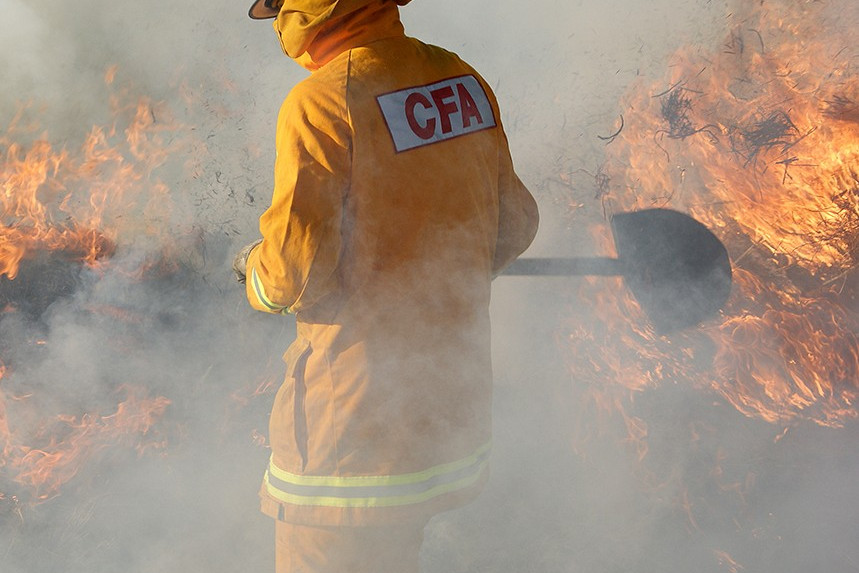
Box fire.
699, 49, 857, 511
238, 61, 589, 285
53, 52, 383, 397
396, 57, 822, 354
1, 68, 188, 282
558, 4, 859, 566
1, 133, 110, 280
1, 70, 185, 511
1, 384, 170, 504
575, 0, 859, 428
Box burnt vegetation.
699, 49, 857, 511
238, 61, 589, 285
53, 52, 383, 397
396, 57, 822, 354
0, 251, 86, 319
829, 170, 859, 265
660, 87, 699, 139
657, 86, 719, 143
823, 94, 859, 124
730, 110, 800, 169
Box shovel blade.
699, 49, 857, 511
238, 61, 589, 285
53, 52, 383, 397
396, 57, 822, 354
611, 208, 732, 333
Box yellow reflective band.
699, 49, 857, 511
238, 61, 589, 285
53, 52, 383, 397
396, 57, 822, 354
251, 266, 289, 313
264, 442, 491, 508
264, 468, 486, 508
268, 442, 490, 488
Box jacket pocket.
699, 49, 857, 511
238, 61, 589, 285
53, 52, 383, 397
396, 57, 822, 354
282, 338, 312, 471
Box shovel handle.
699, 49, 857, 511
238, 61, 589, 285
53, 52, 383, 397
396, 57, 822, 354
502, 257, 624, 276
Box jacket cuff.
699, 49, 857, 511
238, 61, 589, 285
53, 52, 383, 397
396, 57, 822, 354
245, 246, 292, 314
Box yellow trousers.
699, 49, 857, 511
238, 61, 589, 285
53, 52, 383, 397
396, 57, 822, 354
275, 520, 428, 573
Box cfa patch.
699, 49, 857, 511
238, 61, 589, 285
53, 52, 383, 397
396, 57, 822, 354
376, 74, 497, 152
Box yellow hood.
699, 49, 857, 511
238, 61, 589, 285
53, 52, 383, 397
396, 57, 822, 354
273, 0, 411, 61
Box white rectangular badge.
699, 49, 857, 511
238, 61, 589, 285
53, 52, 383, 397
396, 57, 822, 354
376, 74, 497, 152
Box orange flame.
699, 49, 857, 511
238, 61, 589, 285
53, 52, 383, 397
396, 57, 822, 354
1, 383, 170, 503
1, 69, 187, 510
1, 74, 186, 280
575, 1, 859, 428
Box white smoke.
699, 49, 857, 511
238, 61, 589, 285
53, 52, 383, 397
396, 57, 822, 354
3, 0, 859, 572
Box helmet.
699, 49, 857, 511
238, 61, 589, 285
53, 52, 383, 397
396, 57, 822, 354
248, 0, 411, 20
248, 0, 281, 19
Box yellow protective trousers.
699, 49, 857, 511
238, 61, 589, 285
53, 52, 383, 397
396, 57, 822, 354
275, 519, 428, 573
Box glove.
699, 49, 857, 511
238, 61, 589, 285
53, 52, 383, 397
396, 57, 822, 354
232, 239, 262, 284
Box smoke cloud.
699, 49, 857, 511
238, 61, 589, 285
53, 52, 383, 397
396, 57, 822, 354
2, 1, 858, 572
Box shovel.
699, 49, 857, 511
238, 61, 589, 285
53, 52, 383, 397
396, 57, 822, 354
503, 208, 732, 333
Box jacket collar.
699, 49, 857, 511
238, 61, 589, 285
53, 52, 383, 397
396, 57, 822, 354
275, 0, 405, 70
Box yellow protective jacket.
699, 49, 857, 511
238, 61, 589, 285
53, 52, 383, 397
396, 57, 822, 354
245, 1, 539, 526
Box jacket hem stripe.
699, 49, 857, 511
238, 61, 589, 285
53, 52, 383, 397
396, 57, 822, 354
264, 442, 490, 508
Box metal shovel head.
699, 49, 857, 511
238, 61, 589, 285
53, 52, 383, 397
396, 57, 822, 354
611, 208, 732, 333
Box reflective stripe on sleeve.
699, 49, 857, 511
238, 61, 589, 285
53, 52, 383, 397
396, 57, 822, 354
250, 266, 290, 314
264, 442, 491, 508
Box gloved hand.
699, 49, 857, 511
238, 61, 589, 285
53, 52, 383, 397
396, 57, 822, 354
232, 239, 263, 284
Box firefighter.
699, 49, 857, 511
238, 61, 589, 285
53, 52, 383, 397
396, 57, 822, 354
233, 0, 539, 571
